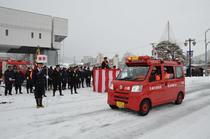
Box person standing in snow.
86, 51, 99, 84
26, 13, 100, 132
25, 67, 33, 93
52, 65, 63, 96
69, 67, 78, 94
14, 68, 24, 94
85, 67, 92, 87
4, 65, 15, 96
32, 62, 45, 108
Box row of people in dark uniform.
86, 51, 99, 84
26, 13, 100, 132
46, 65, 92, 96
2, 56, 109, 108
3, 66, 24, 95
2, 65, 92, 97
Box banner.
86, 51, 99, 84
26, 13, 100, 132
93, 69, 120, 93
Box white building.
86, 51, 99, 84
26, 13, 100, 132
81, 56, 97, 65
96, 53, 104, 64
0, 6, 68, 65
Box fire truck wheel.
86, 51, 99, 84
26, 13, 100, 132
175, 92, 184, 105
109, 105, 118, 109
138, 99, 151, 116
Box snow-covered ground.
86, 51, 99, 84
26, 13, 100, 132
0, 77, 210, 139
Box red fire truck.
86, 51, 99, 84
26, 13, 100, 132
107, 56, 185, 116
0, 59, 33, 76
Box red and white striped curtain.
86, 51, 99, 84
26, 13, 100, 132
93, 69, 120, 93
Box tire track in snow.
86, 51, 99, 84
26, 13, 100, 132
31, 83, 210, 129
73, 89, 210, 139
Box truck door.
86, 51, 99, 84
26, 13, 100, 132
147, 65, 166, 106
164, 66, 177, 101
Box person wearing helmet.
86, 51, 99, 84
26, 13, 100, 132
164, 68, 170, 80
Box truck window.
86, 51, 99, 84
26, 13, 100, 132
176, 66, 183, 78
149, 66, 162, 82
117, 66, 149, 81
164, 66, 175, 80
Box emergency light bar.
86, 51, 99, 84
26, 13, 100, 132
126, 56, 151, 63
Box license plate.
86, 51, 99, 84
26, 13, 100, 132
116, 101, 125, 108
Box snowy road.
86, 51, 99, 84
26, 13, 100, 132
0, 77, 210, 139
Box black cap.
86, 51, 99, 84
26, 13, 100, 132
56, 65, 60, 68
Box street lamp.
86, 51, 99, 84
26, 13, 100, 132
205, 29, 210, 76
184, 38, 196, 77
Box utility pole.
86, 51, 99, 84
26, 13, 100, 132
184, 39, 196, 77
205, 29, 210, 76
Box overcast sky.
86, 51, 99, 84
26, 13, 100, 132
0, 0, 210, 62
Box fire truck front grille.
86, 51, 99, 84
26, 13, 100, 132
114, 92, 129, 103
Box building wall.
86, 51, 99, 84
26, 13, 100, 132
0, 6, 68, 65
53, 17, 68, 37
0, 7, 52, 48
42, 49, 58, 65
82, 56, 97, 64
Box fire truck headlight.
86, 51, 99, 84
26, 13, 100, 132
109, 83, 114, 90
131, 85, 143, 93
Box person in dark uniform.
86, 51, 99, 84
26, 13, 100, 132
42, 66, 47, 97
32, 63, 45, 108
0, 70, 3, 85
61, 67, 68, 90
67, 67, 71, 89
69, 67, 78, 94
14, 68, 24, 94
101, 57, 109, 69
76, 67, 81, 88
85, 67, 92, 87
52, 65, 63, 96
80, 67, 85, 88
25, 67, 33, 93
48, 66, 53, 90
4, 65, 15, 96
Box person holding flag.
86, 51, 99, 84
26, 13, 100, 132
32, 54, 47, 108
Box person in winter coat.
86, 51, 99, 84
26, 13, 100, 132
14, 68, 24, 94
32, 63, 45, 108
25, 67, 33, 93
52, 65, 63, 96
67, 67, 71, 89
69, 67, 78, 94
48, 66, 53, 90
79, 67, 85, 88
61, 67, 68, 90
0, 70, 2, 85
76, 67, 81, 88
101, 57, 109, 69
4, 65, 15, 96
85, 67, 92, 87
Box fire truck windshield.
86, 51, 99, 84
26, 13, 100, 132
117, 66, 149, 81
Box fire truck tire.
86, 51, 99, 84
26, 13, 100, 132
138, 99, 151, 116
109, 105, 118, 109
175, 92, 184, 105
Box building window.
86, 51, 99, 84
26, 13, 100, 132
5, 29, 9, 36
39, 33, 42, 39
31, 32, 34, 38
